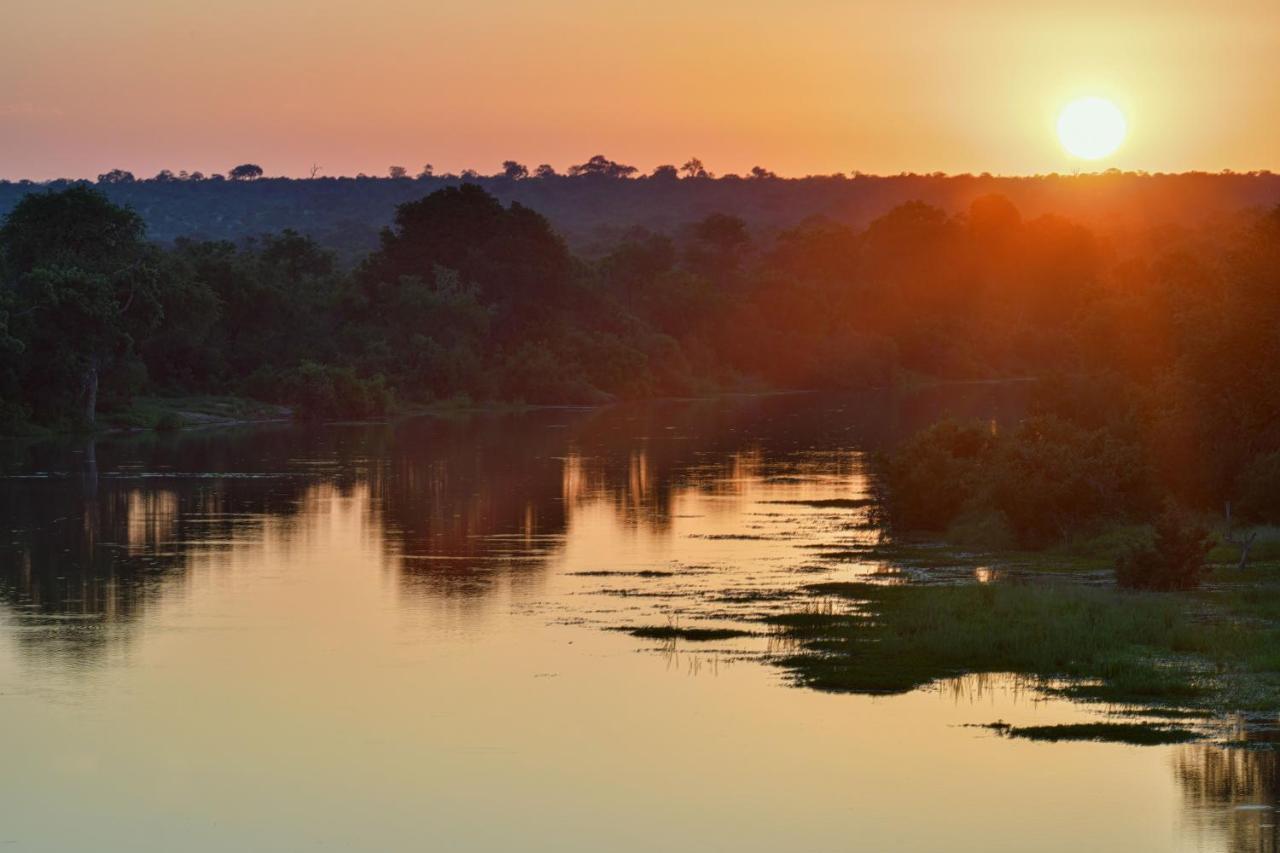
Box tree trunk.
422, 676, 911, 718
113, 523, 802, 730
1239, 538, 1254, 572
82, 358, 99, 427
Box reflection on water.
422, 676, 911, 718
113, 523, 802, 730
0, 387, 1265, 852
1177, 746, 1280, 852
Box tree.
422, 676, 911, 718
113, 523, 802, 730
681, 158, 710, 179
356, 184, 573, 334
388, 165, 408, 179
533, 164, 557, 178
694, 213, 749, 252
750, 166, 777, 180
0, 187, 161, 425
417, 164, 434, 178
1116, 504, 1213, 591
568, 155, 637, 179
501, 160, 529, 180
228, 163, 264, 181
153, 170, 176, 182
650, 164, 679, 180
96, 169, 135, 184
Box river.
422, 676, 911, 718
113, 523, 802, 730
0, 389, 1272, 852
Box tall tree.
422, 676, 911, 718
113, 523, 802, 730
0, 187, 161, 425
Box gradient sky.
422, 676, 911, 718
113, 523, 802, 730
3, 0, 1278, 180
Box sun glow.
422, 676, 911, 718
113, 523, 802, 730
1056, 97, 1127, 160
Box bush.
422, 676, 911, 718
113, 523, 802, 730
945, 508, 1016, 550
878, 415, 1154, 548
876, 420, 996, 532
1115, 505, 1213, 591
987, 416, 1152, 548
248, 361, 393, 421
153, 411, 184, 431
499, 342, 611, 405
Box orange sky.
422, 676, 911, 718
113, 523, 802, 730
3, 0, 1277, 180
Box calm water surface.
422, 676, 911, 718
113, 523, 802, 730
0, 391, 1273, 852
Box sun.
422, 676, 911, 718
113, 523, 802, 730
1057, 97, 1127, 160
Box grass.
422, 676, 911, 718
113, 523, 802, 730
765, 580, 1280, 713
763, 498, 874, 509
569, 570, 678, 578
102, 395, 289, 431
976, 721, 1199, 745
611, 625, 755, 642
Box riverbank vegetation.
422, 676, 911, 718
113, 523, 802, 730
5, 179, 1279, 439
872, 196, 1280, 586
767, 575, 1280, 731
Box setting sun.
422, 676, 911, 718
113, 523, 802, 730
1057, 97, 1127, 160
5, 3, 1280, 852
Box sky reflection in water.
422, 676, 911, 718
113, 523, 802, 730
0, 389, 1273, 852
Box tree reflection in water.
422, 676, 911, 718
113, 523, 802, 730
0, 386, 1024, 662
1176, 743, 1280, 853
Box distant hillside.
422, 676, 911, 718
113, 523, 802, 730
2, 171, 1278, 262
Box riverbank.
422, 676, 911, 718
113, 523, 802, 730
759, 529, 1280, 744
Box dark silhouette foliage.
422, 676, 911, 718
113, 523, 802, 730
1116, 506, 1214, 591
228, 163, 264, 181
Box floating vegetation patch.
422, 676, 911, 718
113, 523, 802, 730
568, 570, 678, 578
974, 721, 1199, 745
762, 580, 1280, 720
610, 625, 756, 642
763, 499, 874, 509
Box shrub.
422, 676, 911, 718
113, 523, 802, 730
249, 361, 393, 421
876, 420, 996, 532
879, 415, 1154, 548
945, 508, 1016, 550
1115, 505, 1213, 591
153, 411, 184, 431
499, 342, 610, 405
988, 416, 1152, 548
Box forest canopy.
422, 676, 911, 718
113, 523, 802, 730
3, 180, 1280, 533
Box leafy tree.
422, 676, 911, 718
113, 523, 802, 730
1116, 505, 1213, 591
358, 183, 572, 317
501, 161, 529, 180
96, 169, 135, 184
388, 165, 408, 179
228, 163, 264, 181
568, 155, 637, 179
681, 158, 710, 179
0, 187, 161, 425
877, 420, 996, 532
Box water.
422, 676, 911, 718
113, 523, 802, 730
0, 390, 1273, 852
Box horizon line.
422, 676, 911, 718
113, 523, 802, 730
4, 167, 1279, 185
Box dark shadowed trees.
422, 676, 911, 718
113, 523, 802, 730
0, 187, 161, 425
501, 161, 529, 180
96, 169, 136, 184
568, 155, 637, 179
228, 163, 264, 181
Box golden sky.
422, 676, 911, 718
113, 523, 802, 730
3, 0, 1277, 179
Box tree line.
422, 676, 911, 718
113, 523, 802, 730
3, 181, 1280, 543
2, 164, 1278, 263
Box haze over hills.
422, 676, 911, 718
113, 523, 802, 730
2, 168, 1278, 260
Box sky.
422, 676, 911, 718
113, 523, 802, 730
2, 0, 1278, 180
